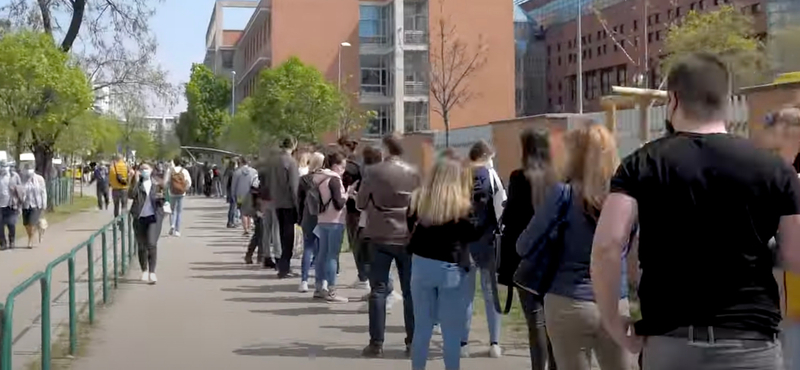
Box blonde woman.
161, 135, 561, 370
516, 124, 632, 370
408, 156, 479, 370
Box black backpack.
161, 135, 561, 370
305, 175, 332, 217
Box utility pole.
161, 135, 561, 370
231, 70, 236, 116
577, 0, 584, 114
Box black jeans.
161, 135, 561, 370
0, 206, 18, 247
368, 243, 413, 346
518, 288, 557, 370
345, 212, 368, 282
134, 215, 161, 273
97, 186, 109, 210
245, 215, 264, 260
276, 208, 297, 275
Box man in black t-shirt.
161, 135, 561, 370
591, 53, 800, 370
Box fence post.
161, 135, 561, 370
40, 276, 51, 370
0, 304, 5, 370
128, 216, 134, 259
1, 302, 10, 370
112, 222, 118, 288
120, 218, 126, 275
86, 238, 95, 324
67, 257, 77, 356
101, 230, 108, 303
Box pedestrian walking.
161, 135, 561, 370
262, 138, 301, 279
462, 140, 505, 358
20, 163, 46, 248
166, 157, 192, 237
109, 154, 130, 218
592, 52, 800, 370
498, 128, 559, 370
518, 123, 632, 370
357, 134, 420, 357
128, 163, 167, 284
407, 155, 478, 370
91, 161, 110, 210
0, 160, 22, 250
297, 152, 325, 292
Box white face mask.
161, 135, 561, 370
26, 169, 34, 175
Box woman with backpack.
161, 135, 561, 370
297, 152, 325, 293
167, 157, 192, 237
516, 124, 631, 370
461, 140, 506, 359
499, 128, 558, 370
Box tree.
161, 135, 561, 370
429, 0, 487, 147
250, 57, 343, 143
184, 63, 232, 146
221, 97, 269, 155
175, 111, 196, 146
663, 5, 769, 89
0, 30, 93, 176
2, 0, 175, 177
56, 112, 122, 159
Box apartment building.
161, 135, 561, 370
517, 0, 767, 113
204, 0, 513, 138
204, 1, 255, 76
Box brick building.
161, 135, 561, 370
517, 0, 767, 113
203, 0, 514, 139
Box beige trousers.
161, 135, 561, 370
544, 293, 635, 370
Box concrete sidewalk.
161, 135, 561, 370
70, 197, 531, 370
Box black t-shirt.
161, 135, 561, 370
611, 132, 800, 337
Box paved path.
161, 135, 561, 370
70, 197, 531, 370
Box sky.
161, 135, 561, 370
152, 0, 255, 115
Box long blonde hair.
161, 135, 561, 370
410, 158, 473, 225
563, 124, 619, 219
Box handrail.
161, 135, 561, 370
0, 213, 134, 370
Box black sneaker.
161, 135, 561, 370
362, 344, 384, 358
278, 271, 299, 279
244, 255, 254, 265
263, 259, 277, 269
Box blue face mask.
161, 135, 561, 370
141, 170, 151, 179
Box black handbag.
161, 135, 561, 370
489, 218, 514, 314
513, 184, 572, 296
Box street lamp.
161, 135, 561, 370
231, 70, 236, 116
338, 42, 352, 91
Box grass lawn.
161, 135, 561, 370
14, 195, 97, 238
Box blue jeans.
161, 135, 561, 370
410, 255, 470, 370
227, 196, 237, 226
314, 223, 345, 288
301, 230, 318, 283
464, 267, 502, 345
785, 322, 800, 370
169, 195, 184, 231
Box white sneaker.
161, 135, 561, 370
325, 290, 349, 304
489, 344, 502, 358
386, 291, 403, 313
299, 281, 309, 293
174, 231, 181, 237
353, 280, 370, 290
141, 271, 149, 282
433, 324, 442, 335
149, 273, 157, 284
460, 345, 470, 358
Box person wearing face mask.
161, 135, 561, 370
20, 164, 46, 248
310, 150, 349, 303
128, 163, 166, 284
0, 160, 22, 250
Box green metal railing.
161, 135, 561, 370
0, 214, 136, 370
47, 178, 74, 209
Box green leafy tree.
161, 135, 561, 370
175, 111, 197, 146
221, 97, 270, 154
56, 112, 122, 159
185, 63, 232, 146
250, 57, 343, 143
0, 30, 93, 176
663, 5, 769, 89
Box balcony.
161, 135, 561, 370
404, 81, 428, 96
403, 30, 428, 45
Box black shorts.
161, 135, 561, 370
22, 208, 42, 226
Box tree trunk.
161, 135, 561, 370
32, 141, 55, 211
60, 0, 86, 52
444, 112, 450, 148
14, 131, 24, 164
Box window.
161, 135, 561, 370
648, 32, 653, 43
613, 25, 618, 33
699, 0, 705, 10
614, 44, 618, 51
588, 34, 592, 43
359, 5, 390, 44
360, 54, 389, 95
603, 44, 607, 54
676, 6, 682, 16
633, 20, 638, 31
557, 43, 561, 52
366, 105, 392, 136
620, 24, 625, 34
581, 36, 586, 44
668, 9, 673, 19
597, 31, 602, 39
690, 2, 696, 11
656, 30, 661, 41
751, 3, 761, 14
714, 0, 719, 5
655, 13, 660, 23
588, 48, 592, 59
558, 81, 562, 91
547, 45, 551, 55
558, 56, 562, 65
404, 102, 428, 133
597, 46, 602, 55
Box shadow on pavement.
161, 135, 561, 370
226, 296, 321, 304
251, 307, 362, 316
213, 251, 246, 255
221, 284, 297, 294
182, 206, 227, 211
320, 325, 406, 335
190, 273, 273, 280
232, 342, 410, 360
190, 265, 254, 272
